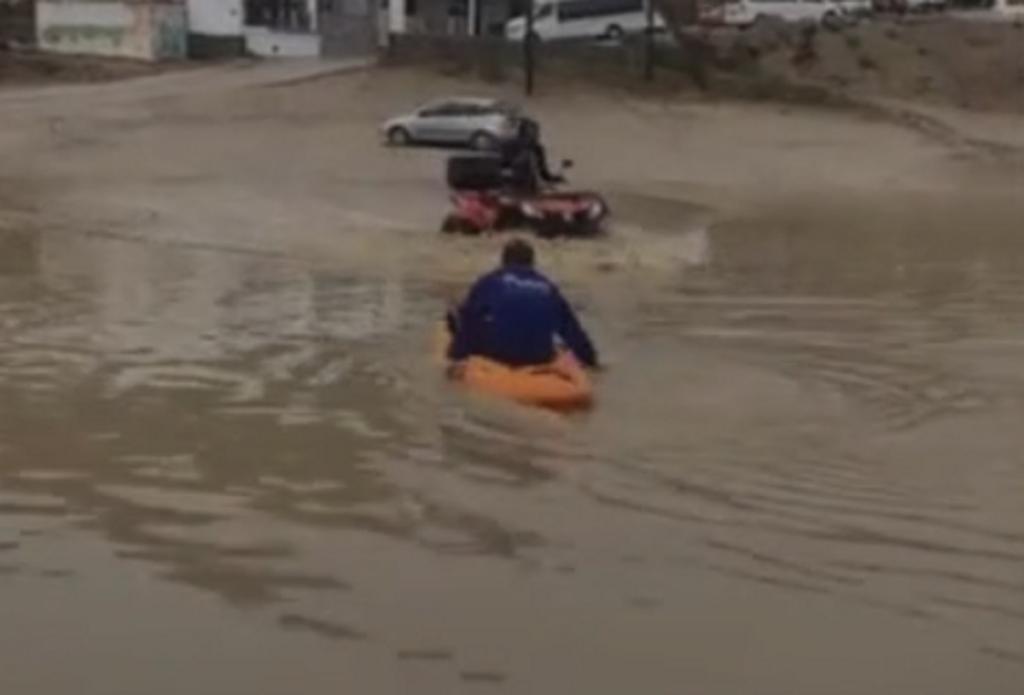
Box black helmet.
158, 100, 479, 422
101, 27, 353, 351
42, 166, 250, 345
519, 117, 540, 142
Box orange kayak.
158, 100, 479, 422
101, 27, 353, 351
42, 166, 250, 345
436, 325, 594, 410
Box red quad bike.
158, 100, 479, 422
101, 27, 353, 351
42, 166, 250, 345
441, 154, 609, 239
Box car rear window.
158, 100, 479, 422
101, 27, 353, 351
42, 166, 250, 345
428, 102, 472, 116
463, 103, 494, 115
423, 100, 519, 118
494, 101, 520, 115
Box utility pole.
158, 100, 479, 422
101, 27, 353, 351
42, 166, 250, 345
524, 0, 535, 96
644, 0, 655, 82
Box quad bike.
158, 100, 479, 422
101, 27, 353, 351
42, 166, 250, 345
440, 154, 609, 239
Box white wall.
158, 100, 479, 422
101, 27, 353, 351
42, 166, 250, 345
306, 0, 318, 31
187, 0, 243, 36
390, 0, 407, 33
244, 27, 321, 57
241, 0, 322, 56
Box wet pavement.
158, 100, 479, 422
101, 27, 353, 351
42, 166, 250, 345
1, 193, 1022, 694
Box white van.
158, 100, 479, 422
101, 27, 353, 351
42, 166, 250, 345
505, 0, 663, 42
699, 0, 845, 26
992, 0, 1024, 16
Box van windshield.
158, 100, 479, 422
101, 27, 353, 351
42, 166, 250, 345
534, 3, 554, 18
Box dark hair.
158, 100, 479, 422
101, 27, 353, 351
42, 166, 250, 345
501, 239, 535, 267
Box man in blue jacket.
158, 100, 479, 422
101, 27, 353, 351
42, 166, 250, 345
448, 239, 598, 368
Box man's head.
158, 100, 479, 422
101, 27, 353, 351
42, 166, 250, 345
501, 239, 535, 268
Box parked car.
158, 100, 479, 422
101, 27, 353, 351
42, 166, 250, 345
832, 0, 873, 16
700, 0, 848, 27
903, 0, 947, 11
992, 0, 1024, 16
950, 1, 1023, 21
873, 0, 945, 12
505, 0, 664, 43
381, 98, 521, 151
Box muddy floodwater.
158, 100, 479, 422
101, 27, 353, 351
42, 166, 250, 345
1, 193, 1022, 694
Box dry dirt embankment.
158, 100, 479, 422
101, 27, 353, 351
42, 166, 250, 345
388, 18, 1024, 162
705, 17, 1024, 114
689, 16, 1024, 162
0, 50, 168, 87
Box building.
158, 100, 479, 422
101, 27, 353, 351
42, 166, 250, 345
388, 0, 518, 37
0, 0, 35, 47
32, 0, 383, 60
187, 0, 382, 58
29, 0, 517, 63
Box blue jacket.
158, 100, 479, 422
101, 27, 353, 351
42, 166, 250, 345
449, 266, 598, 368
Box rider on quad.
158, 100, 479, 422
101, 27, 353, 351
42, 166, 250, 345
441, 117, 607, 237
499, 118, 564, 195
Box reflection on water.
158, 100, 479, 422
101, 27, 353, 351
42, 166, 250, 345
1, 195, 1023, 693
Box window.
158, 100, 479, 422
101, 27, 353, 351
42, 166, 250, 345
558, 0, 644, 21
421, 102, 474, 118
534, 3, 555, 19
493, 101, 520, 116
442, 103, 474, 116
245, 0, 312, 30
419, 103, 446, 118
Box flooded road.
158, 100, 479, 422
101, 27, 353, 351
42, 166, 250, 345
1, 193, 1023, 694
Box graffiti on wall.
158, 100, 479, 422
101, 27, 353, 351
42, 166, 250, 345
37, 1, 187, 60
41, 24, 128, 47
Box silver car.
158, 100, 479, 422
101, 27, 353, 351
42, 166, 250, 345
381, 97, 521, 151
